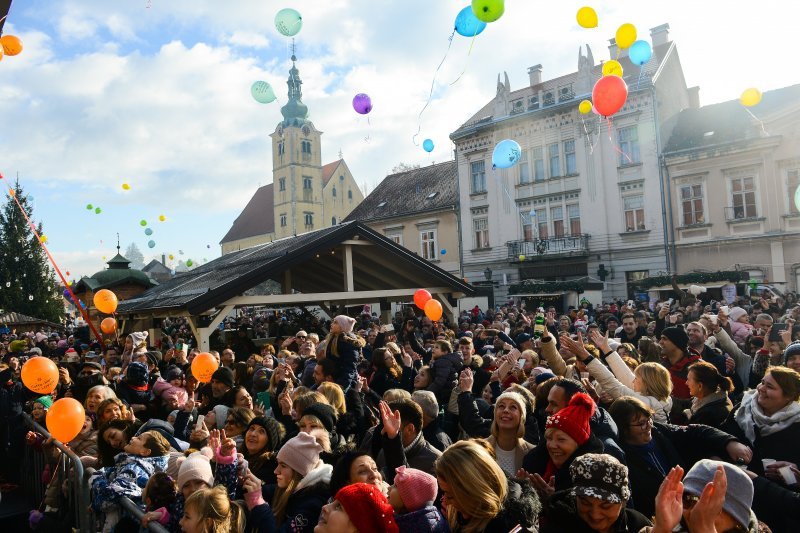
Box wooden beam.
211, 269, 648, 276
207, 305, 234, 332
282, 270, 292, 294
225, 287, 454, 306
343, 245, 354, 292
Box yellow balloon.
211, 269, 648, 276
159, 214, 166, 222
740, 88, 762, 107
122, 183, 130, 190
615, 23, 637, 49
602, 60, 623, 77
169, 254, 174, 260
579, 99, 593, 114
39, 235, 48, 243
576, 6, 598, 28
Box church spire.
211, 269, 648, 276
280, 42, 309, 127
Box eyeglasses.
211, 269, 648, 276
629, 417, 653, 430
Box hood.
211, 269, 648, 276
295, 462, 332, 492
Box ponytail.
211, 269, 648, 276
717, 374, 734, 393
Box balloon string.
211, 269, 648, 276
2, 177, 103, 341
745, 108, 769, 136
449, 31, 479, 86
606, 117, 632, 164
636, 67, 644, 90
412, 30, 456, 146
581, 117, 594, 154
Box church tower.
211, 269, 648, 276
270, 53, 324, 239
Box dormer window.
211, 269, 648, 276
544, 92, 555, 105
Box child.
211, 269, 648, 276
388, 466, 449, 532
90, 431, 171, 532
427, 340, 463, 405
181, 485, 244, 533
141, 472, 177, 528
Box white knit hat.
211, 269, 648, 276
176, 451, 214, 491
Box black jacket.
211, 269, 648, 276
687, 395, 732, 429
422, 418, 453, 452
456, 476, 541, 533
522, 434, 605, 493
541, 490, 652, 533
721, 407, 800, 477
751, 474, 800, 532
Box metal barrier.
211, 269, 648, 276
119, 495, 170, 533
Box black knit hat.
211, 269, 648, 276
660, 326, 689, 352
246, 416, 286, 452
164, 365, 184, 382
784, 342, 800, 366
211, 367, 234, 388
302, 402, 337, 433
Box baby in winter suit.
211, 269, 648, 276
388, 466, 449, 533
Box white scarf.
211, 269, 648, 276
735, 389, 800, 444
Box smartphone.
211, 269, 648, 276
195, 414, 205, 429
516, 358, 525, 370
257, 391, 271, 410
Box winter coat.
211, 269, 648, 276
750, 474, 800, 532
731, 320, 754, 346
427, 352, 463, 405
423, 419, 453, 452
684, 391, 732, 428
369, 365, 413, 396
522, 434, 605, 493
541, 490, 652, 533
478, 476, 541, 533
70, 429, 98, 458
378, 430, 441, 481
250, 462, 332, 533
90, 452, 169, 511
395, 505, 450, 533
325, 332, 364, 393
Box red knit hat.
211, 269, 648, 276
545, 392, 596, 446
335, 483, 399, 533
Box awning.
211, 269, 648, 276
508, 292, 569, 297
647, 282, 727, 292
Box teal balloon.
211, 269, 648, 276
251, 81, 276, 104
147, 240, 156, 249
455, 6, 487, 37
144, 228, 153, 236
275, 8, 302, 37
423, 139, 434, 152
629, 40, 652, 66
491, 139, 522, 169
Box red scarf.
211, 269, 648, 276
543, 458, 558, 483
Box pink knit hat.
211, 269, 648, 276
394, 466, 437, 512
333, 315, 356, 333
276, 432, 323, 477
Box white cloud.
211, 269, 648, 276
225, 30, 270, 49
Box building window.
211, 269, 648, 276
339, 175, 344, 181
548, 143, 560, 178
301, 140, 312, 153
518, 149, 530, 184
618, 126, 641, 164
387, 233, 403, 245
278, 177, 286, 191
278, 142, 285, 155
551, 206, 564, 237
304, 213, 314, 226
471, 160, 486, 193
537, 208, 549, 239
533, 147, 545, 182
568, 203, 581, 234
730, 176, 757, 219
790, 169, 800, 215
473, 218, 489, 249
303, 177, 312, 190
331, 217, 337, 225
680, 184, 704, 225
420, 230, 437, 260
348, 189, 353, 200
332, 186, 337, 197
280, 214, 287, 227
522, 211, 534, 241
564, 139, 576, 175
624, 195, 645, 231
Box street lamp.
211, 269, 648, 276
484, 267, 493, 281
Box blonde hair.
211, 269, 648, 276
490, 392, 526, 440
435, 440, 507, 533
184, 485, 244, 533
271, 470, 302, 524
521, 349, 539, 367
382, 388, 411, 402
385, 342, 401, 355
635, 362, 673, 401
292, 392, 329, 418
317, 382, 346, 415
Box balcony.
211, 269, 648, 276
558, 86, 575, 102
724, 206, 762, 223
507, 234, 590, 261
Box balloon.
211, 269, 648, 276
579, 99, 592, 114
275, 8, 303, 37
1, 35, 23, 56
491, 139, 522, 169
191, 352, 219, 383
148, 240, 156, 249
169, 254, 174, 260
455, 6, 487, 37
740, 88, 762, 107
414, 289, 432, 309
602, 60, 623, 77
95, 207, 102, 214
576, 6, 598, 28
100, 317, 117, 334
159, 214, 166, 222
206, 244, 211, 249
39, 235, 47, 243
186, 259, 193, 267
46, 398, 85, 443
352, 93, 373, 115
0, 47, 3, 61
615, 23, 637, 49
628, 40, 652, 66
93, 289, 118, 314
140, 220, 147, 226
471, 0, 504, 23
21, 357, 59, 394
423, 139, 434, 152
145, 228, 153, 236
86, 204, 93, 210
440, 249, 447, 255
519, 254, 526, 261
122, 183, 130, 190
592, 75, 628, 117
424, 299, 443, 321
251, 81, 277, 104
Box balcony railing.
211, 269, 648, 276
507, 234, 590, 260
724, 206, 759, 222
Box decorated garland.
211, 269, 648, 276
509, 279, 589, 294
632, 271, 747, 290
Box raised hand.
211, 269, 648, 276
219, 429, 236, 457
652, 466, 684, 533
379, 400, 402, 439
459, 368, 474, 393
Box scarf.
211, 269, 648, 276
684, 391, 730, 422
735, 389, 800, 444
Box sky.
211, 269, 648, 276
0, 0, 795, 281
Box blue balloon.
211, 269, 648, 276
455, 6, 487, 37
629, 40, 652, 66
147, 240, 156, 249
491, 139, 522, 169
440, 249, 447, 255
144, 228, 153, 236
423, 139, 434, 152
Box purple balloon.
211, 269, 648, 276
352, 93, 373, 115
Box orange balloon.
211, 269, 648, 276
93, 289, 118, 314
191, 352, 219, 383
1, 35, 23, 56
46, 398, 85, 443
100, 317, 117, 334
424, 299, 443, 321
21, 357, 59, 394
413, 289, 432, 309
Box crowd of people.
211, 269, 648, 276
3, 288, 800, 532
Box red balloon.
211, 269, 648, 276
591, 75, 628, 117
414, 289, 432, 309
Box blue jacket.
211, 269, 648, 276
325, 333, 364, 393
395, 506, 450, 533
91, 452, 169, 511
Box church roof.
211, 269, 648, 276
344, 161, 458, 223
220, 183, 275, 244
664, 84, 800, 154
322, 159, 342, 185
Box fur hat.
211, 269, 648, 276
546, 392, 595, 446
335, 483, 398, 533
276, 432, 323, 477
394, 466, 437, 512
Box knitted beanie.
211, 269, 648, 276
302, 402, 337, 433
335, 483, 399, 533
728, 307, 748, 322
394, 466, 437, 512
176, 452, 214, 491
546, 392, 596, 446
126, 361, 149, 386
660, 326, 689, 352
683, 459, 753, 529
34, 395, 53, 409
247, 416, 285, 452
333, 315, 356, 333
276, 432, 323, 477
128, 331, 149, 354
211, 367, 234, 388
784, 342, 800, 366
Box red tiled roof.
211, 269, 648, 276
219, 184, 275, 244
322, 160, 342, 185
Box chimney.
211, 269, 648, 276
608, 38, 626, 59
161, 254, 166, 264
528, 64, 542, 86
650, 23, 670, 47
688, 86, 700, 109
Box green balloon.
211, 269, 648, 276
186, 259, 193, 267
140, 219, 147, 227
251, 81, 276, 104
471, 0, 505, 22
95, 207, 102, 214
275, 8, 302, 37
86, 204, 93, 210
